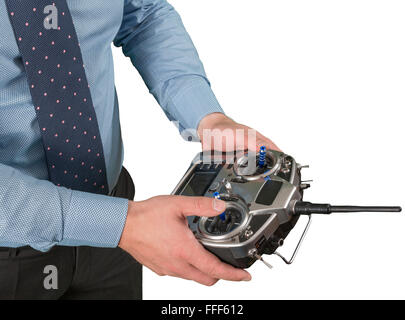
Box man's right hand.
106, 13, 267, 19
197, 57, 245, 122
119, 195, 252, 286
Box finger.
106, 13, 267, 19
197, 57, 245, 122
257, 138, 282, 152
173, 263, 219, 286
187, 241, 251, 282
174, 196, 226, 218
242, 130, 281, 152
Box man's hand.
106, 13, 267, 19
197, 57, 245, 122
119, 196, 252, 286
198, 113, 281, 152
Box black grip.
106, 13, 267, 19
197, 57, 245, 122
294, 202, 332, 215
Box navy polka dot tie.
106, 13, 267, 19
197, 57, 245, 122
6, 0, 109, 195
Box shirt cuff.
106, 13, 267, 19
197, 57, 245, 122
169, 77, 224, 140
59, 190, 129, 248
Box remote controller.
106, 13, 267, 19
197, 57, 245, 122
172, 149, 402, 269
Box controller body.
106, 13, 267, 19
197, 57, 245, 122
172, 150, 305, 268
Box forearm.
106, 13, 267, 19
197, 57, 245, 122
0, 163, 128, 251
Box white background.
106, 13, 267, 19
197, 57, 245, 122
112, 0, 405, 299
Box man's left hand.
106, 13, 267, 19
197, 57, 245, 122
197, 113, 281, 152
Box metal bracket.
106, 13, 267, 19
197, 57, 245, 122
274, 214, 312, 265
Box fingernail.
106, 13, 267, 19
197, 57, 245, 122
243, 275, 252, 281
213, 198, 226, 212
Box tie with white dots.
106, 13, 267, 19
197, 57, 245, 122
6, 0, 109, 194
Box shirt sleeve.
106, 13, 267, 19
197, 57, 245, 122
113, 0, 224, 137
0, 163, 129, 252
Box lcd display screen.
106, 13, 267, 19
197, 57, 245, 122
180, 171, 217, 196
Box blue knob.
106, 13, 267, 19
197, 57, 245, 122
213, 192, 226, 221
259, 146, 266, 168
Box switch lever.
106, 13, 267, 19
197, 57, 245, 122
255, 254, 273, 270
249, 249, 273, 270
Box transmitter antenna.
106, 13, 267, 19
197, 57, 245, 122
294, 202, 402, 215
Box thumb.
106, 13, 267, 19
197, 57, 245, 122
175, 196, 226, 218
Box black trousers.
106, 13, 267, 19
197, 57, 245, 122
0, 168, 142, 300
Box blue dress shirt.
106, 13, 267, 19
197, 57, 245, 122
0, 0, 224, 251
